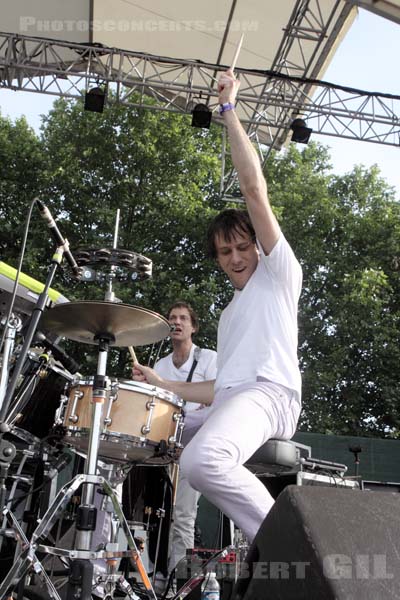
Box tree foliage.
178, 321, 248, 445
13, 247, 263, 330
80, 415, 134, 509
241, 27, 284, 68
3, 96, 227, 374
1, 100, 399, 437
267, 143, 400, 436
0, 112, 46, 269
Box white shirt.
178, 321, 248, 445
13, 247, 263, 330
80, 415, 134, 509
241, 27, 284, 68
154, 343, 217, 412
215, 234, 302, 398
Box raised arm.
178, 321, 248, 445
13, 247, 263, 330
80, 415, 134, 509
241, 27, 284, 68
218, 69, 280, 255
132, 362, 215, 405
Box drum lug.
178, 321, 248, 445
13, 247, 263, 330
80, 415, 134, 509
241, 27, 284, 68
142, 398, 156, 435
104, 387, 116, 428
69, 389, 84, 423
54, 393, 68, 425
171, 414, 184, 449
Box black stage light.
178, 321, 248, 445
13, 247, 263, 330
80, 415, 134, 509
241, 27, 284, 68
191, 103, 212, 129
290, 118, 312, 144
84, 87, 106, 113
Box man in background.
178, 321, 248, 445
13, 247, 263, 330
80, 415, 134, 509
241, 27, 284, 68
154, 302, 217, 578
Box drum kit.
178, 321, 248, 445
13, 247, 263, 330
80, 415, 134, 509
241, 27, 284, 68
0, 210, 197, 600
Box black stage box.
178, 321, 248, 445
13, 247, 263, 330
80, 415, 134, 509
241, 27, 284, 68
232, 485, 400, 600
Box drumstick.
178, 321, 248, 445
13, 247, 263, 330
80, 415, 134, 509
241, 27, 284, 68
128, 346, 138, 364
230, 33, 244, 72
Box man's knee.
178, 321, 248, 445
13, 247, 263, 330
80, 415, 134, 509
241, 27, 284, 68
180, 442, 235, 491
180, 447, 198, 486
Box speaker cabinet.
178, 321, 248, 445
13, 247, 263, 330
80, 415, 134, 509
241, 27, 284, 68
232, 485, 400, 599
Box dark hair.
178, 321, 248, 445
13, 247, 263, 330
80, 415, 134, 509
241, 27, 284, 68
167, 301, 199, 334
206, 209, 256, 259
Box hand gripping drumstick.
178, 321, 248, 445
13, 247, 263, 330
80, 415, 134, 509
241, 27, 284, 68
128, 346, 138, 364
230, 33, 244, 72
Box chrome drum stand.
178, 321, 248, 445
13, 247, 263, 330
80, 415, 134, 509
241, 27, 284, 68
0, 332, 158, 600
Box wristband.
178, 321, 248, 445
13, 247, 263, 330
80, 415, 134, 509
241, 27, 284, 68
219, 102, 235, 115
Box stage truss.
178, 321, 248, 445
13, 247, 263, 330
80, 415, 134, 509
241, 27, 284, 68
0, 3, 399, 195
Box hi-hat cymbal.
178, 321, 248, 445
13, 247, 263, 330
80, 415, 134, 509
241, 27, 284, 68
40, 301, 170, 347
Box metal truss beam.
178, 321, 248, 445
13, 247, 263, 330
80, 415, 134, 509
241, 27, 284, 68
0, 1, 398, 197
0, 30, 398, 146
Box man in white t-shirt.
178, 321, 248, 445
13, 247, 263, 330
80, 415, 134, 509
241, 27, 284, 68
133, 69, 302, 545
154, 301, 217, 572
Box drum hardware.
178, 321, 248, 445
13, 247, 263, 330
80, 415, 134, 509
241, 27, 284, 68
0, 408, 155, 598
67, 387, 85, 424
0, 437, 17, 520
0, 313, 22, 415
0, 475, 153, 597
151, 504, 167, 588
54, 390, 70, 426
0, 239, 73, 429
8, 473, 34, 485
103, 382, 118, 427
1, 506, 64, 599
0, 316, 159, 599
0, 213, 177, 598
142, 398, 156, 435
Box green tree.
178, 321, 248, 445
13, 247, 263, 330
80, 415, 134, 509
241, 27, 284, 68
0, 113, 45, 272
39, 95, 225, 373
1, 100, 399, 437
268, 142, 400, 437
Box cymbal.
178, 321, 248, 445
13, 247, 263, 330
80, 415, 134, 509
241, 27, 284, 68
40, 301, 170, 347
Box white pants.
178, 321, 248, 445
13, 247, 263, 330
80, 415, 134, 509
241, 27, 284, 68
169, 472, 201, 570
179, 381, 301, 542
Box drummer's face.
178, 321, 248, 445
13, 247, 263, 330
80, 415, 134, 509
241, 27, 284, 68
168, 308, 195, 342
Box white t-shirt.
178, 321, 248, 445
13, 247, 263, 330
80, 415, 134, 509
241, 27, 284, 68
154, 343, 217, 412
215, 233, 302, 398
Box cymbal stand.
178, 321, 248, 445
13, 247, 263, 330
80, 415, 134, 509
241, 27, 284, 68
0, 333, 157, 600
74, 333, 113, 552
104, 208, 120, 304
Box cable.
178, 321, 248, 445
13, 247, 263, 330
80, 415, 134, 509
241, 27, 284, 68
247, 68, 400, 102
0, 197, 38, 354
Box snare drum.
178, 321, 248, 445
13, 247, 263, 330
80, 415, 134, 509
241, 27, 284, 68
62, 379, 184, 461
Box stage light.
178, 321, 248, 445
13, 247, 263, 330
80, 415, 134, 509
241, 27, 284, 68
84, 87, 106, 113
290, 118, 312, 144
191, 103, 212, 129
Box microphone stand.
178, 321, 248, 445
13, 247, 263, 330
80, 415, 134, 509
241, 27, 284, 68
0, 245, 67, 428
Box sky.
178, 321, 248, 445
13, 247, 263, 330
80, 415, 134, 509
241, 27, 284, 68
0, 8, 399, 199
312, 9, 399, 199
